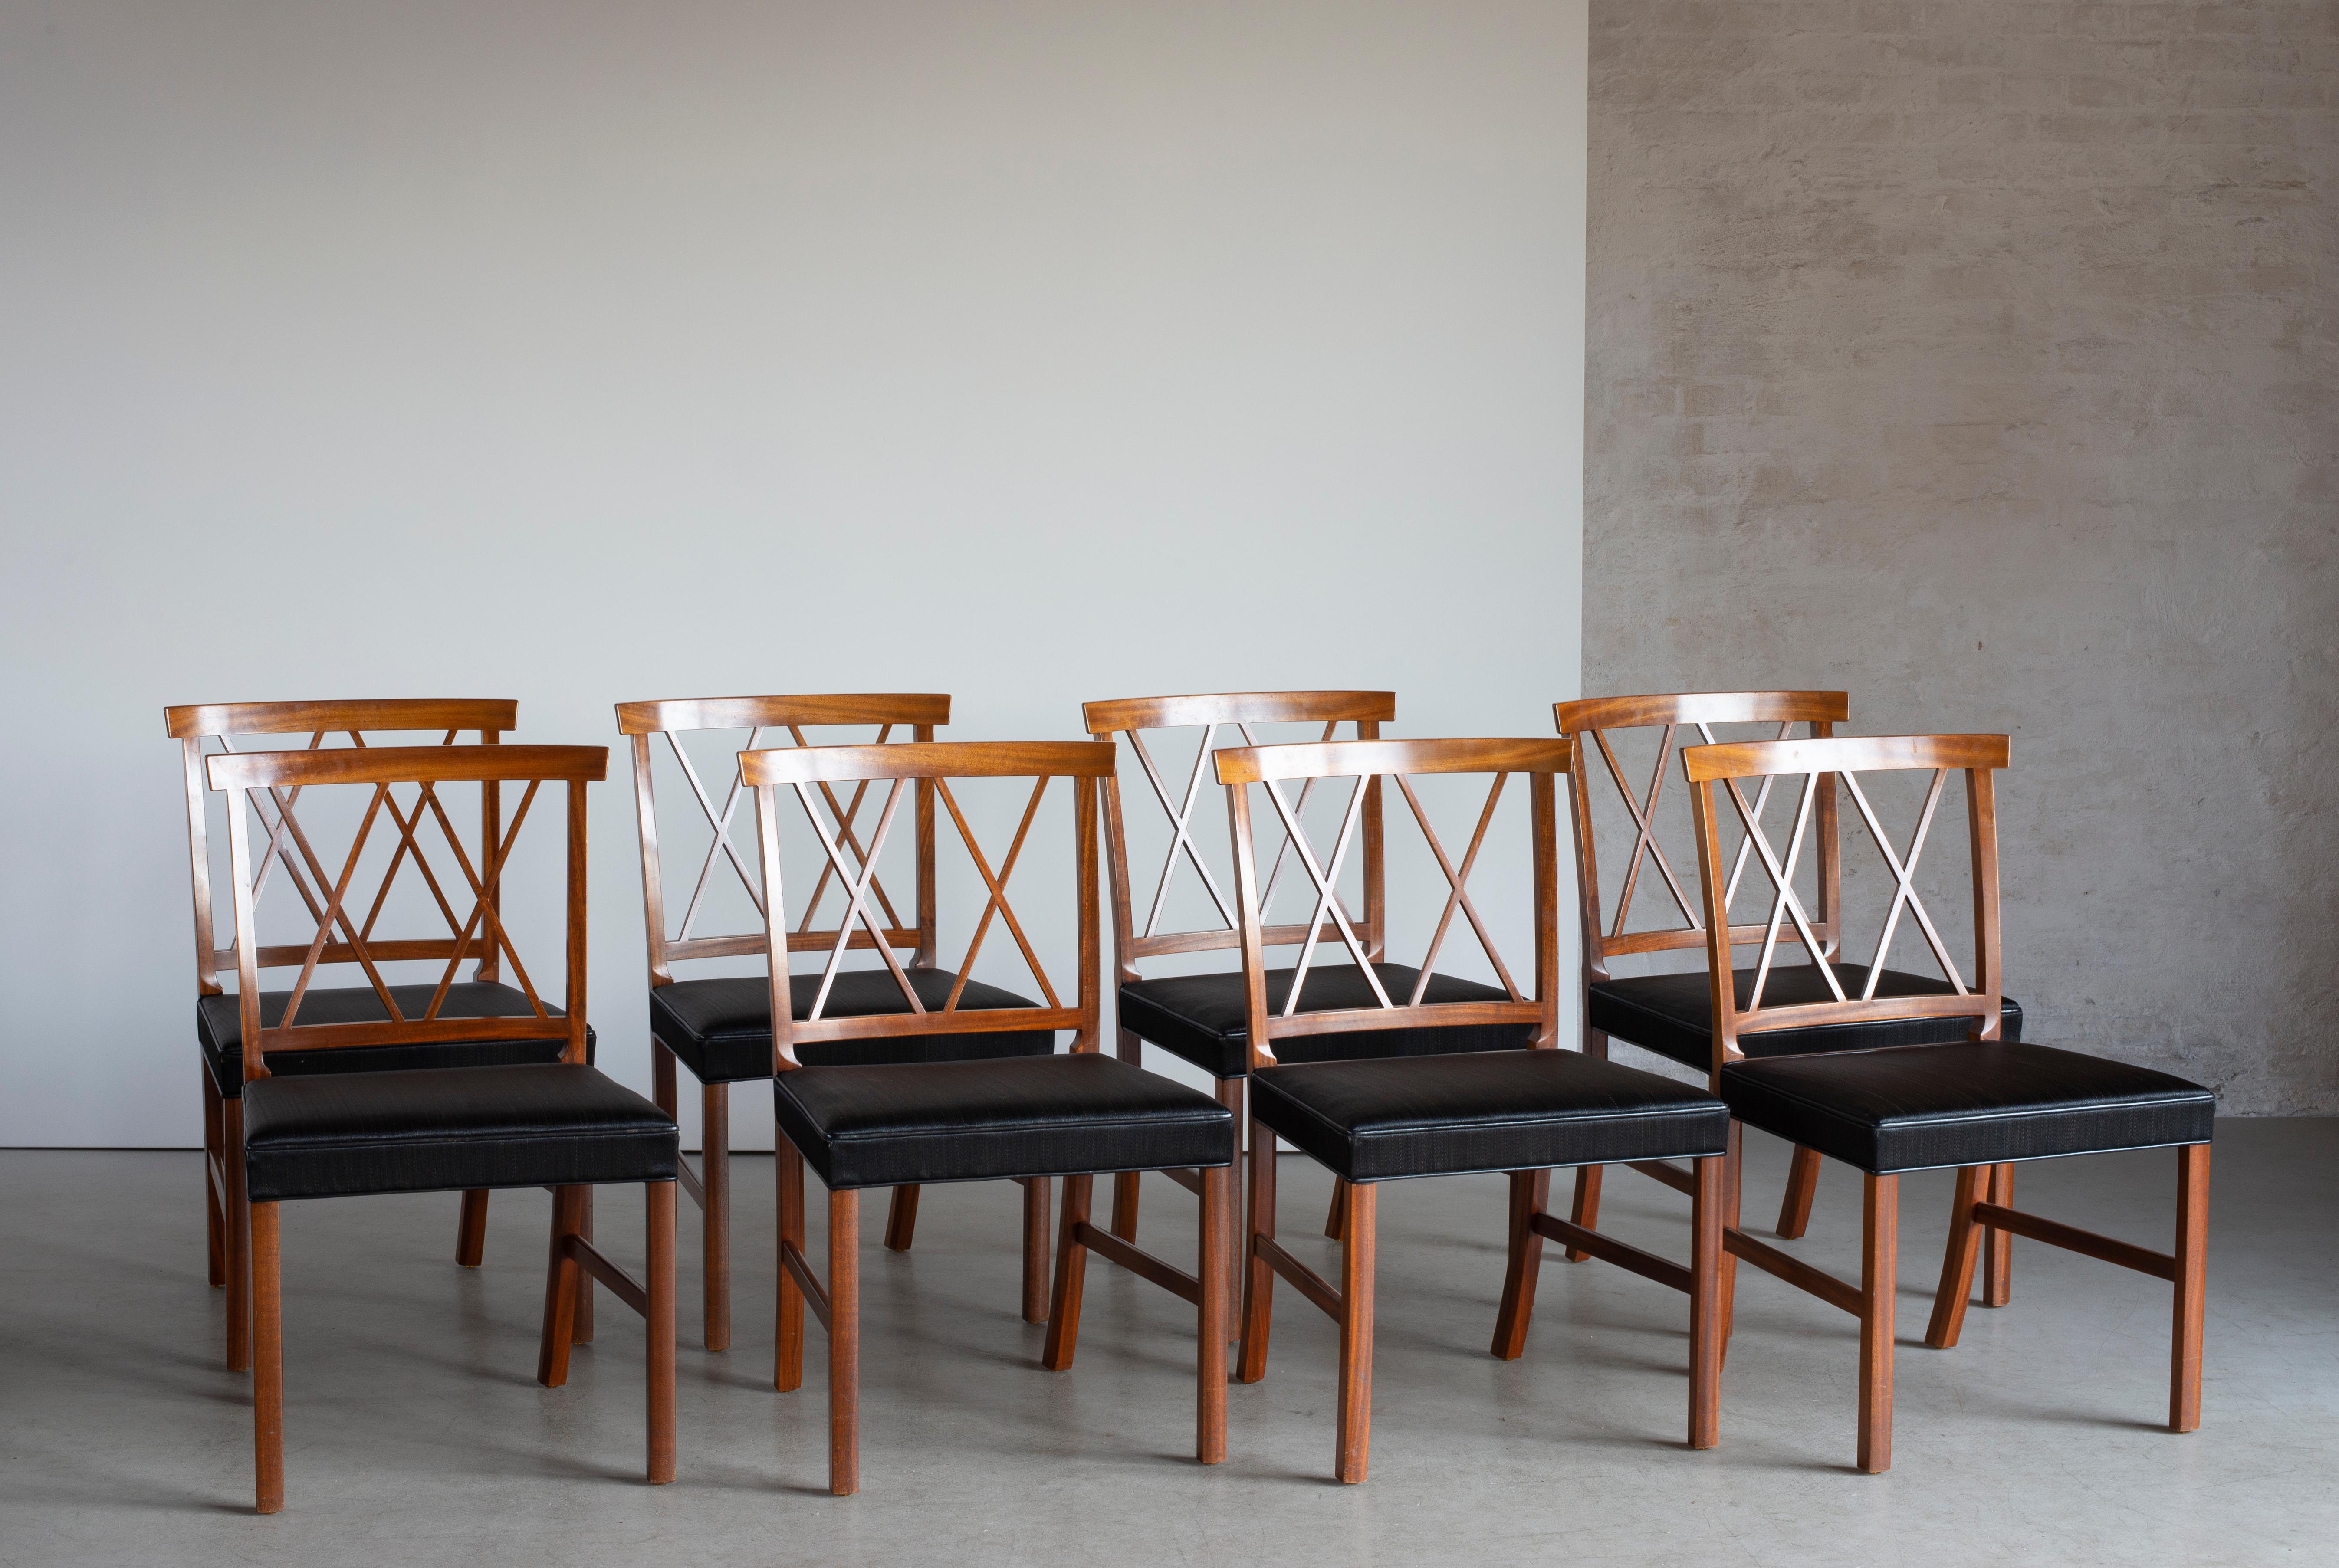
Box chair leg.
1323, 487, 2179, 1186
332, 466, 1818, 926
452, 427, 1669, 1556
1042, 1174, 1093, 1371
1490, 1169, 1549, 1360
1022, 1176, 1054, 1325
1567, 1027, 1609, 1261
1719, 1120, 1743, 1354
572, 1188, 596, 1344
226, 1098, 252, 1372
536, 1185, 586, 1387
1982, 1161, 2014, 1306
1110, 1028, 1145, 1241
2171, 1143, 2209, 1434
250, 1200, 284, 1514
1236, 1120, 1276, 1385
1924, 1165, 1989, 1349
775, 1142, 805, 1394
1689, 1154, 1722, 1450
1775, 1145, 1822, 1239
701, 1083, 730, 1352
884, 1185, 922, 1251
1214, 1076, 1244, 1338
646, 1179, 677, 1484
1324, 1178, 1350, 1241
828, 1188, 861, 1497
456, 1190, 489, 1269
1857, 1172, 1898, 1475
1335, 1182, 1377, 1485
203, 1069, 227, 1289
1198, 1163, 1230, 1464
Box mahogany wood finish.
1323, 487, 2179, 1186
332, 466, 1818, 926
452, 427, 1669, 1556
745, 739, 1229, 1493
1685, 732, 2211, 1470
619, 695, 949, 1352
220, 743, 677, 1511
168, 699, 522, 1371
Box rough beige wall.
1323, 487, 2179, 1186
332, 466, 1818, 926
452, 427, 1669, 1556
1587, 1, 2336, 1112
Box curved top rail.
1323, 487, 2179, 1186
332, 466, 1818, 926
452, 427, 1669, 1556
166, 699, 518, 740
1082, 690, 1395, 736
1215, 736, 1569, 786
615, 693, 950, 736
207, 744, 607, 791
1684, 733, 2009, 782
1555, 691, 1847, 735
742, 740, 1114, 788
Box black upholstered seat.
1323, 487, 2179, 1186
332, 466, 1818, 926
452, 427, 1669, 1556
772, 1052, 1235, 1191
243, 1062, 678, 1202
1117, 963, 1537, 1080
1248, 1049, 1729, 1184
198, 982, 595, 1099
1721, 1041, 2214, 1175
1590, 964, 2025, 1072
650, 967, 1057, 1084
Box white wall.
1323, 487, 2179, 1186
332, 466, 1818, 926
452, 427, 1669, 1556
0, 0, 1588, 1148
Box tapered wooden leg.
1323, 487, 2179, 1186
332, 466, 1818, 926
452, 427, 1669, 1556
646, 1179, 677, 1484
537, 1185, 585, 1387
1235, 1122, 1277, 1384
572, 1187, 596, 1344
1022, 1176, 1054, 1324
226, 1098, 251, 1372
204, 1070, 227, 1289
1689, 1154, 1722, 1449
1335, 1182, 1376, 1485
828, 1187, 861, 1496
456, 1190, 489, 1269
1566, 1028, 1609, 1262
1041, 1174, 1094, 1370
1198, 1163, 1230, 1464
2171, 1143, 2209, 1433
1110, 1029, 1144, 1240
1775, 1145, 1822, 1239
1719, 1120, 1743, 1352
884, 1185, 922, 1251
1924, 1165, 1989, 1349
1490, 1169, 1549, 1360
1324, 1178, 1349, 1242
701, 1083, 730, 1352
1982, 1162, 2014, 1307
653, 1040, 678, 1119
1857, 1173, 1898, 1475
775, 1143, 805, 1393
1214, 1077, 1244, 1336
250, 1200, 283, 1514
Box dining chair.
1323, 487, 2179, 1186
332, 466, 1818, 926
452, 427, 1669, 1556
1219, 736, 1731, 1483
742, 738, 1235, 1495
618, 695, 1058, 1352
1083, 691, 1537, 1329
1681, 732, 2212, 1472
1555, 692, 2025, 1279
169, 699, 597, 1371
211, 741, 678, 1512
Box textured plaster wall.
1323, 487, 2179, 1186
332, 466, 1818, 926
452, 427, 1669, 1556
1586, 2, 2336, 1112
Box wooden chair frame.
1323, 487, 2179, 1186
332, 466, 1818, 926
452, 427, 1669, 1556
1684, 733, 2208, 1472
1218, 739, 1708, 1483
168, 699, 524, 1372
1084, 691, 1394, 1322
210, 743, 674, 1512
746, 739, 1228, 1495
618, 694, 955, 1352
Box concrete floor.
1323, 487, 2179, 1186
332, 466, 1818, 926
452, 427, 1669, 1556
3, 1123, 2333, 1567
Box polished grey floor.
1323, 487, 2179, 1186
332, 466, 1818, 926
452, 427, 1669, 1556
4, 1122, 2333, 1566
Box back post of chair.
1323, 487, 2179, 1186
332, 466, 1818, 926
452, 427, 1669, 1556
615, 694, 946, 1351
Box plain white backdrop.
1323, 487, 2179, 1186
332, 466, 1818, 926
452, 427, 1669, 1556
0, 0, 1588, 1149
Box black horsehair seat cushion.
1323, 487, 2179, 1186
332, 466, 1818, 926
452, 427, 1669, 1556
1118, 964, 1537, 1080
1590, 964, 2025, 1072
651, 968, 1056, 1085
243, 1063, 677, 1203
1249, 1050, 1728, 1185
1721, 1041, 2214, 1176
198, 982, 595, 1100
774, 1053, 1235, 1192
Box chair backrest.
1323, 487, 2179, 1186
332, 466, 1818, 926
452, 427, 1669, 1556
1554, 692, 1849, 984
1082, 691, 1396, 986
206, 743, 607, 1081
740, 740, 1114, 1071
1212, 737, 1568, 1069
615, 695, 948, 988
167, 699, 519, 998
1682, 733, 2009, 1070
